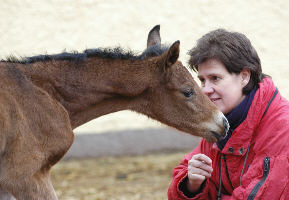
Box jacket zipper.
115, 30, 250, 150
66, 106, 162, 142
247, 157, 270, 200
222, 154, 234, 191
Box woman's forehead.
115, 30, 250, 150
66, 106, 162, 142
198, 59, 229, 76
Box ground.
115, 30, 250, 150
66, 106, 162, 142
51, 151, 189, 200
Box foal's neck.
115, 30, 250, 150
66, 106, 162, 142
24, 57, 154, 128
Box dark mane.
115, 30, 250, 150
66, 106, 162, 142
2, 45, 169, 64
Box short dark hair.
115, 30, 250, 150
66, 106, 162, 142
188, 29, 268, 95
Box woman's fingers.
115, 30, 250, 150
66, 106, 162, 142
188, 166, 212, 178
189, 154, 213, 174
186, 154, 213, 192
192, 154, 212, 166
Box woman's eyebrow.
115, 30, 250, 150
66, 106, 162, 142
198, 73, 220, 79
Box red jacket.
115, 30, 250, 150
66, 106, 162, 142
168, 78, 289, 200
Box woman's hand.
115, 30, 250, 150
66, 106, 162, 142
186, 154, 213, 193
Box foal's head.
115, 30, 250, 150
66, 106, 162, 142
138, 25, 229, 142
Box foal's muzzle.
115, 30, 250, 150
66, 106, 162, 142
211, 117, 229, 142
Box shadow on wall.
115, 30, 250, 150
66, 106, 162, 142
65, 128, 201, 159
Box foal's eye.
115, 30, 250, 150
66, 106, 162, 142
183, 90, 194, 98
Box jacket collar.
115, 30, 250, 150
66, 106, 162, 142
220, 78, 277, 155
216, 88, 257, 150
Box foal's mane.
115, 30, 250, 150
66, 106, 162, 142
2, 45, 169, 64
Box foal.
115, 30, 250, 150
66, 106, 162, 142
0, 25, 228, 199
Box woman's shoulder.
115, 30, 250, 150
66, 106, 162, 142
253, 99, 289, 156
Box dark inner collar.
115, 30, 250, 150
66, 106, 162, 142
217, 88, 257, 150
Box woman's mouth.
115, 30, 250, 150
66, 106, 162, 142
210, 98, 221, 103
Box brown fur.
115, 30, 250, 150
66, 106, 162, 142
0, 25, 227, 199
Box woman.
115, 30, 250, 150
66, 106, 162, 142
168, 29, 289, 199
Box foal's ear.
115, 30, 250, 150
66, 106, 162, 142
165, 40, 180, 68
147, 25, 161, 48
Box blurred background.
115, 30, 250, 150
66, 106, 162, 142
1, 0, 289, 199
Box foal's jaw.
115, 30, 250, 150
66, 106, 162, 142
201, 111, 229, 143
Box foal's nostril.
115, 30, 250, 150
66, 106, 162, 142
223, 117, 230, 135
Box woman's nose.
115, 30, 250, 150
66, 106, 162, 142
202, 83, 214, 96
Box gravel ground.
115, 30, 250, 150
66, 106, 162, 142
51, 151, 189, 200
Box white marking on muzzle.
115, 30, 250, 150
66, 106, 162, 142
202, 110, 229, 137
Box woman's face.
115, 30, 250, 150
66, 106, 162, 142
197, 59, 250, 114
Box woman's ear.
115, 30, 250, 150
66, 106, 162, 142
241, 68, 251, 87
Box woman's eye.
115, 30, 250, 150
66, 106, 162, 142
198, 78, 205, 87
199, 78, 205, 83
212, 76, 220, 81
183, 90, 194, 98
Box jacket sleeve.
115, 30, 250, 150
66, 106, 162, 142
221, 154, 289, 200
167, 139, 215, 200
